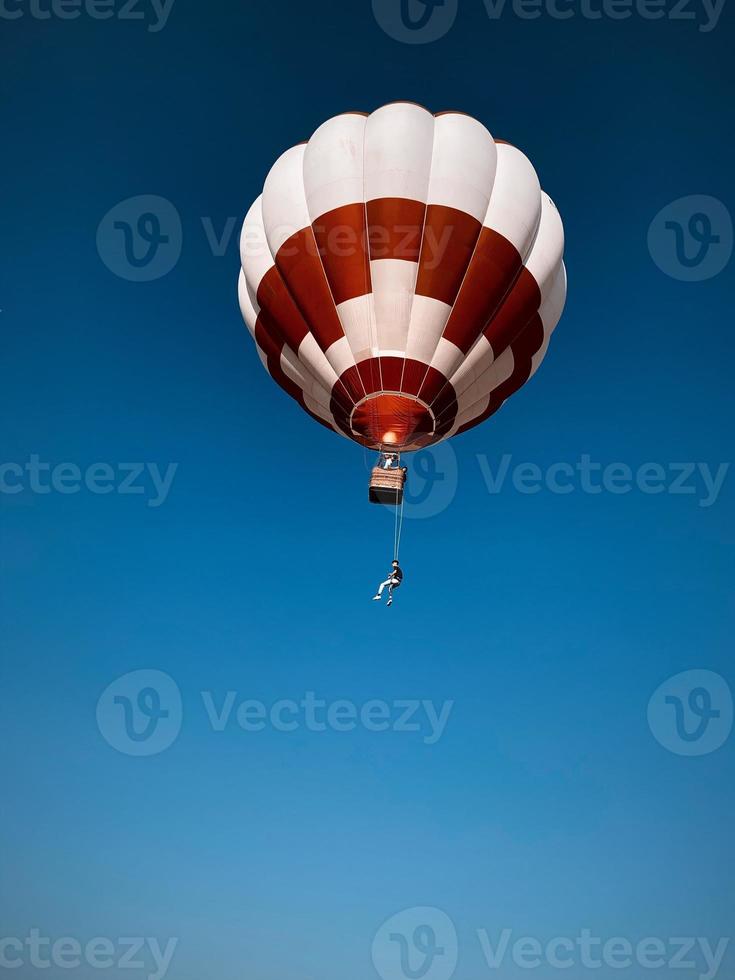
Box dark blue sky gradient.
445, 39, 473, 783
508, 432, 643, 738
2, 1, 734, 978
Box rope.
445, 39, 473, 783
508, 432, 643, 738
393, 458, 405, 562
394, 492, 405, 562
393, 488, 400, 559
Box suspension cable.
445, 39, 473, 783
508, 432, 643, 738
393, 455, 405, 562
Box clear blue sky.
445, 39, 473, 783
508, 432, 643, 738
1, 1, 733, 978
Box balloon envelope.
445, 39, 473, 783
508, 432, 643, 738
239, 103, 566, 452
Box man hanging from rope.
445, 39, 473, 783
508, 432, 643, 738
372, 560, 404, 607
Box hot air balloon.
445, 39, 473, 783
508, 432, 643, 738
238, 102, 566, 510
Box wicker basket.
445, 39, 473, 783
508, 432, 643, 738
369, 466, 407, 505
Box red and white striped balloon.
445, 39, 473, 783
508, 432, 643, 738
238, 102, 566, 452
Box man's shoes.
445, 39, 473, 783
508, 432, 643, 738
386, 598, 393, 607
372, 595, 381, 601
